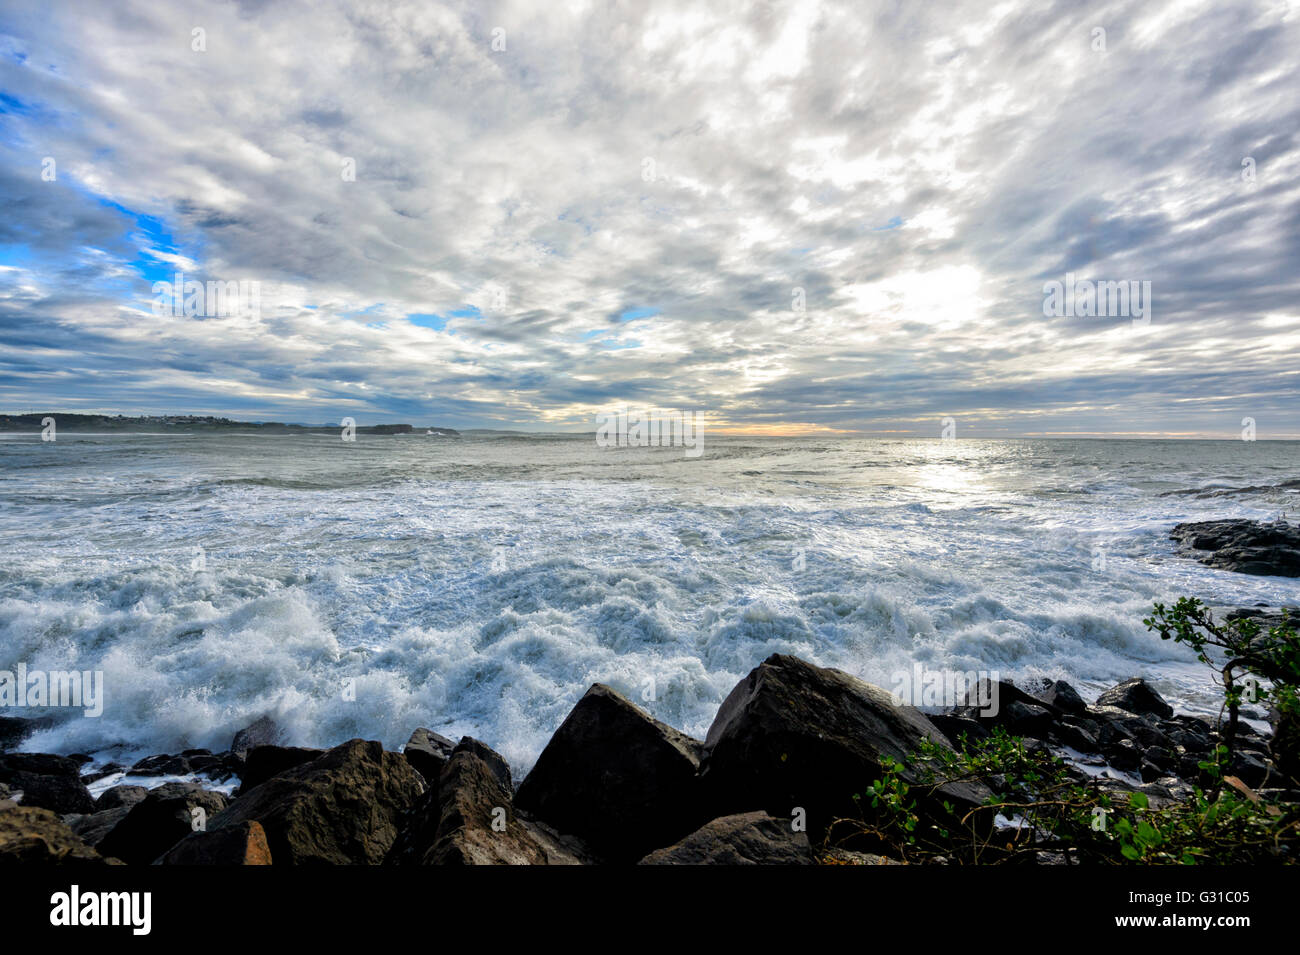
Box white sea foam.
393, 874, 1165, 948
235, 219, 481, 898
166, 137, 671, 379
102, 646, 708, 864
2, 434, 1297, 776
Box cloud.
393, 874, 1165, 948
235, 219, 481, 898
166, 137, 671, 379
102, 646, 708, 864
0, 0, 1297, 435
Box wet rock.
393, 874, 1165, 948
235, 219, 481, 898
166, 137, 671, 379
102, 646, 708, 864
515, 685, 705, 863
638, 811, 813, 865
402, 728, 456, 786
0, 716, 53, 753
1040, 680, 1087, 715
1171, 519, 1300, 577
230, 716, 283, 755
1095, 678, 1174, 720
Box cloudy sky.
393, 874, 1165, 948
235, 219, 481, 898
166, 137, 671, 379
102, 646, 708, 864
0, 0, 1297, 436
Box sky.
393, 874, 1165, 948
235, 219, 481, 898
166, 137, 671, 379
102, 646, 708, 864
0, 0, 1297, 436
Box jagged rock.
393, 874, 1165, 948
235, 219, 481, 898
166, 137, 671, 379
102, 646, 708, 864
928, 714, 990, 748
97, 782, 229, 865
207, 739, 424, 864
0, 716, 53, 753
1171, 520, 1300, 577
515, 684, 705, 863
1041, 680, 1087, 714
80, 762, 125, 784
390, 740, 548, 865
638, 811, 813, 865
96, 784, 149, 810
454, 736, 513, 791
237, 746, 322, 792
402, 728, 456, 786
230, 716, 283, 754
1095, 678, 1174, 719
701, 655, 991, 843
66, 806, 132, 847
0, 804, 119, 864
0, 753, 95, 814
157, 820, 272, 865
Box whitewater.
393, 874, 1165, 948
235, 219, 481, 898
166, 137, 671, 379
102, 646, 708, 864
1, 432, 1297, 774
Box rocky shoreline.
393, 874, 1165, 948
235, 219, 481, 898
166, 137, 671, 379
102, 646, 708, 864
1, 650, 1293, 865
3, 517, 1296, 865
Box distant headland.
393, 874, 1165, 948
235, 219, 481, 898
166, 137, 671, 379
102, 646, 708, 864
0, 413, 459, 437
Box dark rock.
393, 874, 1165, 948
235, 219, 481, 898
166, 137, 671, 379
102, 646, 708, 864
960, 678, 1060, 719
515, 684, 705, 863
97, 782, 229, 866
701, 655, 991, 843
66, 806, 132, 847
1170, 519, 1300, 577
0, 805, 119, 865
96, 784, 148, 810
0, 753, 95, 814
638, 811, 813, 865
1040, 680, 1087, 714
402, 728, 456, 785
1095, 678, 1174, 719
207, 739, 424, 865
230, 716, 283, 755
80, 762, 125, 785
157, 820, 272, 865
1227, 752, 1272, 789
1050, 721, 1099, 753
454, 736, 513, 792
0, 716, 53, 753
390, 741, 548, 865
237, 746, 322, 792
1001, 700, 1056, 738
1107, 739, 1142, 771
928, 714, 990, 749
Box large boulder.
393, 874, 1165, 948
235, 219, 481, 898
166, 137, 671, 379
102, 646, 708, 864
230, 716, 283, 754
389, 739, 550, 865
96, 782, 230, 865
0, 753, 95, 814
207, 738, 424, 864
157, 820, 272, 865
1171, 520, 1300, 577
402, 729, 457, 786
638, 811, 813, 865
701, 655, 991, 842
515, 684, 706, 863
0, 804, 119, 865
1095, 678, 1174, 719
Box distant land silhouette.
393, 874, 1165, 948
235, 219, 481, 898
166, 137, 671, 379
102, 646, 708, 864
0, 413, 459, 436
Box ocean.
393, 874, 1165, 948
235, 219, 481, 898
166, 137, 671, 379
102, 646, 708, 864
2, 432, 1297, 773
